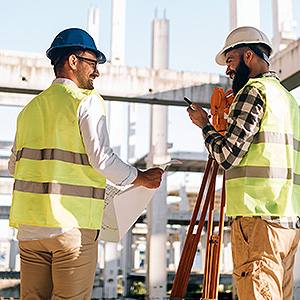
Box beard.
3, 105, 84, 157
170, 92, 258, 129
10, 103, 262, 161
75, 68, 94, 90
232, 57, 251, 96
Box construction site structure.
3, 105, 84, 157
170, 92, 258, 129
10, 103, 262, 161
1, 0, 300, 298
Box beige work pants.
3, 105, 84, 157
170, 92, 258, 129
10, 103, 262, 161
18, 228, 99, 300
231, 217, 300, 300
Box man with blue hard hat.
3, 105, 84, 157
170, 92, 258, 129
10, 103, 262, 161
8, 28, 163, 299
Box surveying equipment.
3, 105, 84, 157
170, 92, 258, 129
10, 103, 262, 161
170, 87, 234, 300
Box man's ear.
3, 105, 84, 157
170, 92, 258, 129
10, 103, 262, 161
68, 54, 77, 70
244, 49, 254, 64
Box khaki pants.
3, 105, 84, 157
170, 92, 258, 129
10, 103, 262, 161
18, 228, 99, 300
231, 217, 300, 300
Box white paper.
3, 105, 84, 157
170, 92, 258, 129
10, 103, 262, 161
100, 159, 182, 242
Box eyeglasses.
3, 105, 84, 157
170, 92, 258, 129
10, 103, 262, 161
75, 55, 99, 72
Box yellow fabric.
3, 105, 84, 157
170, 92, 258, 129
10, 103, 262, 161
10, 84, 106, 229
226, 78, 300, 216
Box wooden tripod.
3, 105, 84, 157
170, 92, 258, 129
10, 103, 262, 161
169, 157, 225, 300
170, 87, 233, 300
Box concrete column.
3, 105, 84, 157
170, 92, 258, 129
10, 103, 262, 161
173, 241, 181, 270
179, 182, 189, 211
104, 242, 118, 299
108, 101, 124, 156
88, 7, 100, 47
134, 247, 140, 269
121, 228, 133, 297
167, 239, 174, 270
146, 16, 169, 300
151, 19, 169, 70
272, 0, 296, 52
111, 0, 126, 65
222, 228, 232, 273
201, 231, 207, 273
127, 102, 136, 164
8, 228, 18, 271
147, 177, 168, 300
230, 0, 260, 30
109, 0, 127, 160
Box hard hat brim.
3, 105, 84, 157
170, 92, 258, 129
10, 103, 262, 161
215, 41, 273, 66
46, 44, 106, 64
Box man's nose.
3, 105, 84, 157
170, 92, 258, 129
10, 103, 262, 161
94, 68, 100, 77
225, 66, 231, 76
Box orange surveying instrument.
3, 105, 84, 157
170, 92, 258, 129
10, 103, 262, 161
170, 87, 234, 300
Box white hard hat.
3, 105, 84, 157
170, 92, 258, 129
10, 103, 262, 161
215, 26, 274, 66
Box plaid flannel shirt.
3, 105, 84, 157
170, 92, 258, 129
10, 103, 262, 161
202, 71, 300, 229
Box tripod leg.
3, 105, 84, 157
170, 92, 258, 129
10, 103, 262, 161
202, 170, 227, 300
202, 183, 216, 299
170, 159, 219, 300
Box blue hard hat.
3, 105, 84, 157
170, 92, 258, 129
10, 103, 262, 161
46, 28, 106, 64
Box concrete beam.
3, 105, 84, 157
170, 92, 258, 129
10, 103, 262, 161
0, 82, 229, 108
0, 158, 10, 178
127, 271, 232, 286
0, 50, 230, 107
0, 181, 13, 194
0, 206, 10, 219
133, 150, 224, 174
270, 38, 300, 91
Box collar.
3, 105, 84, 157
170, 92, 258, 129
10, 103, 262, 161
254, 71, 280, 81
52, 78, 78, 88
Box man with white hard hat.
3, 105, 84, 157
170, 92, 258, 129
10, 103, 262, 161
188, 26, 300, 299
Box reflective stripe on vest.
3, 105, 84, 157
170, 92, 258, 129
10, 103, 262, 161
226, 131, 300, 185
14, 179, 105, 199
9, 84, 107, 229
225, 77, 300, 217
16, 147, 90, 165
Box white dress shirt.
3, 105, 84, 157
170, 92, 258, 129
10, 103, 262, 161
8, 78, 138, 240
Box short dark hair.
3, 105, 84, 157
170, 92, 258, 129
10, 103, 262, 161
224, 43, 271, 58
51, 47, 85, 76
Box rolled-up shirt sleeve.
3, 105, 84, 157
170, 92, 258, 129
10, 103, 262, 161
78, 93, 137, 185
202, 84, 265, 170
8, 138, 16, 177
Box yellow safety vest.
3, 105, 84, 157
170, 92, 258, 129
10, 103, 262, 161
226, 77, 300, 216
9, 83, 106, 229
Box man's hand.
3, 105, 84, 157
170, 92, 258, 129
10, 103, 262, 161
187, 103, 210, 129
131, 167, 164, 189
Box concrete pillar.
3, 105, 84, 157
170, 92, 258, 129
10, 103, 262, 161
127, 102, 136, 164
222, 228, 232, 273
134, 247, 141, 269
111, 0, 126, 65
179, 226, 186, 257
109, 0, 127, 159
151, 19, 169, 70
179, 182, 189, 211
146, 16, 169, 300
108, 101, 124, 157
121, 228, 133, 297
230, 0, 260, 30
173, 241, 181, 270
167, 239, 174, 270
88, 7, 100, 47
8, 228, 18, 271
272, 0, 296, 52
104, 242, 118, 299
